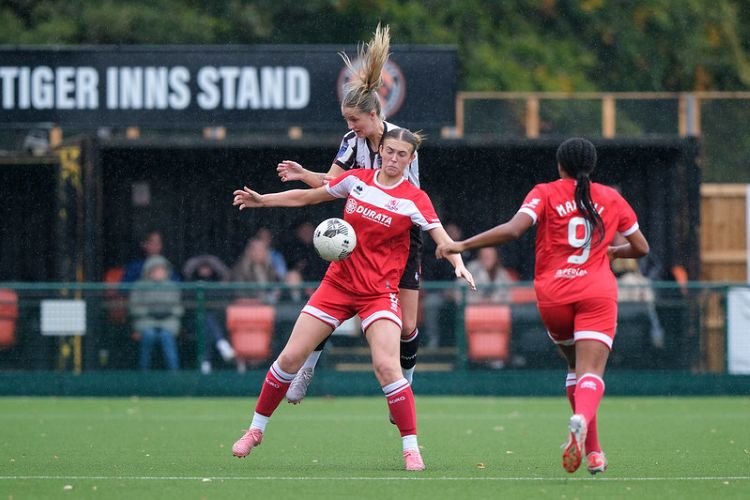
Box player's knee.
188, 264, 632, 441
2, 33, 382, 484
276, 352, 306, 373
372, 360, 401, 383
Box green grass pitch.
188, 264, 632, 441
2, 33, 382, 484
1, 396, 748, 499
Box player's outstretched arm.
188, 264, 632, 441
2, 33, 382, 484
232, 185, 334, 209
428, 226, 477, 291
277, 161, 346, 188
436, 212, 534, 259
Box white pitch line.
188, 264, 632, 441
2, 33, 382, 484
1, 476, 749, 482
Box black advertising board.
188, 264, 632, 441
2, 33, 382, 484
0, 45, 457, 130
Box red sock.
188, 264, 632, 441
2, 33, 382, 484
566, 372, 601, 453
574, 373, 605, 425
255, 361, 294, 417
585, 415, 601, 454
383, 378, 417, 437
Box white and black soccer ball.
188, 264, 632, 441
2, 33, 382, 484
313, 218, 357, 262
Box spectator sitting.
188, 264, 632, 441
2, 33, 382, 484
421, 222, 468, 348
282, 221, 328, 283
612, 257, 665, 348
465, 247, 516, 304
182, 254, 236, 374
255, 227, 288, 280
121, 229, 179, 283
129, 255, 184, 371
231, 237, 282, 302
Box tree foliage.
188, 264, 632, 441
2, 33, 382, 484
1, 0, 749, 92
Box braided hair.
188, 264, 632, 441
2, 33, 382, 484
338, 23, 390, 118
556, 137, 605, 246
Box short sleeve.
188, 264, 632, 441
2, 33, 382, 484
325, 170, 359, 199
333, 137, 355, 170
517, 184, 546, 225
616, 194, 639, 236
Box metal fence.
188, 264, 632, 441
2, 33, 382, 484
1, 281, 745, 375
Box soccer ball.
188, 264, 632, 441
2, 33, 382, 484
313, 218, 357, 262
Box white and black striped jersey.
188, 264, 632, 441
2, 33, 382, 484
332, 121, 420, 188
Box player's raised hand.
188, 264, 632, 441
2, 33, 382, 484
277, 160, 305, 182
454, 264, 477, 291
233, 186, 264, 209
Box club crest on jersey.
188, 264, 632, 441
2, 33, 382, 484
386, 198, 400, 212
345, 198, 358, 214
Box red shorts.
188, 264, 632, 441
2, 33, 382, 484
537, 297, 618, 350
301, 279, 402, 333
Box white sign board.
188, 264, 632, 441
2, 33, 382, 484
727, 288, 750, 374
40, 300, 87, 336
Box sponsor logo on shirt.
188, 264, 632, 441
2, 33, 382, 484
352, 204, 393, 227
554, 268, 588, 279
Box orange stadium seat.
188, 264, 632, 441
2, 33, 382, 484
510, 286, 537, 303
464, 304, 511, 364
226, 301, 275, 370
0, 289, 19, 349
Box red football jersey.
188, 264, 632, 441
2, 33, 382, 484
518, 179, 639, 305
325, 169, 441, 295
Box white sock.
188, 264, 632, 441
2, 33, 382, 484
250, 412, 270, 432
401, 367, 415, 385
301, 350, 323, 371
402, 434, 419, 452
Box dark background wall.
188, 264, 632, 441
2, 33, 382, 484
0, 137, 700, 282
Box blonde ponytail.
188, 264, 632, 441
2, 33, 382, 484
339, 23, 391, 118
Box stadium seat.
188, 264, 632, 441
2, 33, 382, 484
0, 289, 19, 349
103, 266, 128, 324
226, 301, 275, 371
464, 304, 511, 365
510, 286, 537, 303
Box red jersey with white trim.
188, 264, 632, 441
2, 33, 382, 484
517, 179, 639, 305
325, 169, 440, 295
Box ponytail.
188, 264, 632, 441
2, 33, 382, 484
556, 137, 605, 245
339, 23, 390, 118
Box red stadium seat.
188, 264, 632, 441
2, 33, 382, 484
0, 289, 19, 349
464, 304, 511, 364
226, 301, 275, 368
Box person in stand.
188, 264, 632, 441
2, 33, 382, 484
182, 254, 236, 374
230, 128, 475, 471
465, 247, 517, 304
128, 255, 184, 371
121, 229, 179, 283
436, 137, 649, 475
231, 237, 282, 303
275, 24, 426, 403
